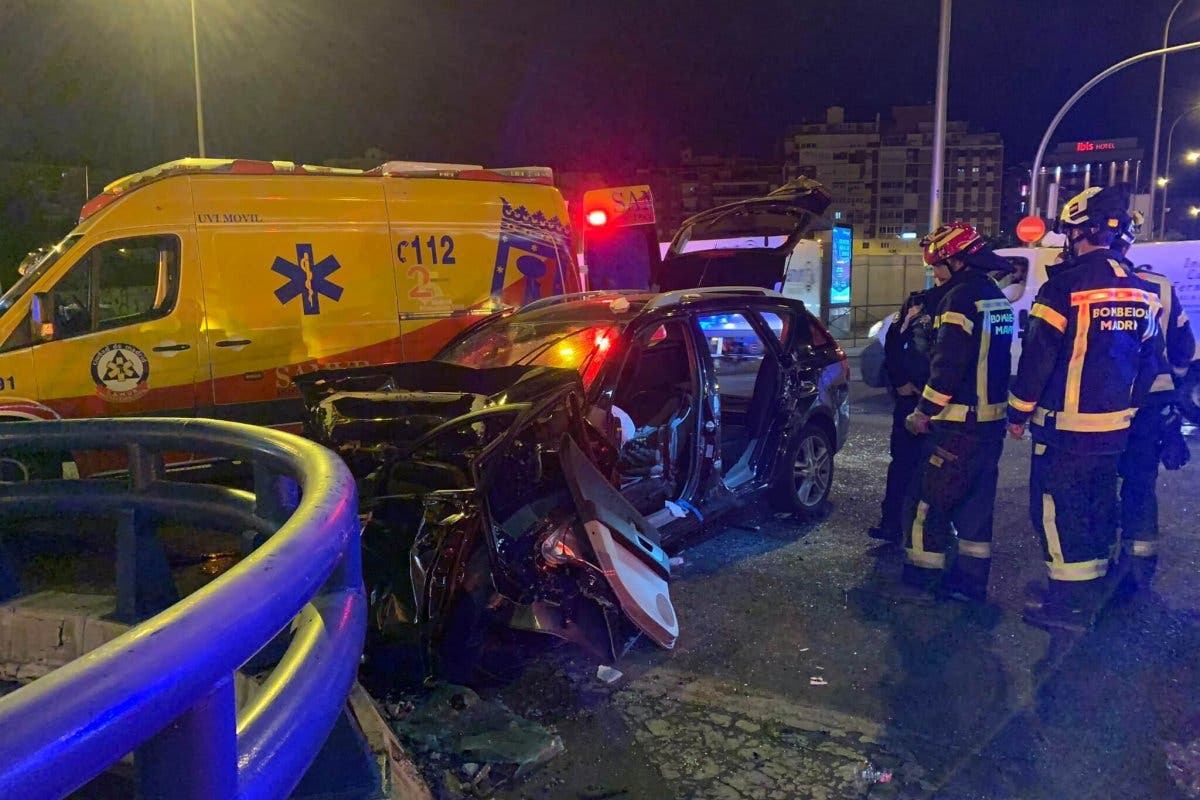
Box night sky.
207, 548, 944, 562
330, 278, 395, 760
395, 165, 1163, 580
3, 0, 1200, 178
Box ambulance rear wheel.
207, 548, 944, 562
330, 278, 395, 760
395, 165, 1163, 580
1180, 368, 1200, 426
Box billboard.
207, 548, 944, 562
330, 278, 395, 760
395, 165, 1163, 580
829, 225, 852, 306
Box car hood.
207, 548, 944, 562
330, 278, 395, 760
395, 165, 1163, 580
293, 361, 583, 451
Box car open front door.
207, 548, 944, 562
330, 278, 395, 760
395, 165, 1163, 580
558, 436, 679, 650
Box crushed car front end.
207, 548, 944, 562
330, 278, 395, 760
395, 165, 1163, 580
295, 361, 676, 681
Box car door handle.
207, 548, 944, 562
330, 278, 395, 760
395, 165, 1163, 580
152, 343, 191, 352
216, 339, 252, 348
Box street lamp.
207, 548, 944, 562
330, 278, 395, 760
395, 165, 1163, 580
1150, 1, 1188, 238
1158, 103, 1200, 237
189, 0, 206, 157
1030, 40, 1200, 220
1190, 206, 1200, 218
1188, 151, 1200, 163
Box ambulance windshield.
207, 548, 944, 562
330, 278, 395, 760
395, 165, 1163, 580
0, 234, 84, 316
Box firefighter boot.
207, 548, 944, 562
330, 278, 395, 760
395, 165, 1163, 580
901, 563, 942, 594
938, 554, 990, 603
1022, 580, 1100, 633
868, 522, 902, 543
1112, 554, 1158, 600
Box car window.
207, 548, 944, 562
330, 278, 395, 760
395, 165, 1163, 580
807, 311, 834, 347
697, 313, 769, 401
43, 235, 180, 342
0, 312, 32, 353
757, 310, 797, 348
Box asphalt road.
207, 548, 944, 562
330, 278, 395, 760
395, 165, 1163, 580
4, 375, 1197, 800
483, 378, 1200, 800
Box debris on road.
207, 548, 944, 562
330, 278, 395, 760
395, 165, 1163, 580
596, 665, 624, 684
809, 676, 829, 686
668, 556, 686, 567
1166, 736, 1200, 798
389, 683, 564, 796
858, 765, 894, 785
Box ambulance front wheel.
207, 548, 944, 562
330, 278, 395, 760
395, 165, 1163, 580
1180, 367, 1200, 426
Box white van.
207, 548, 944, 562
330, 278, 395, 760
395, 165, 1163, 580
863, 240, 1200, 422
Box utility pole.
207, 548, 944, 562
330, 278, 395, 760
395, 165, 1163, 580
930, 0, 951, 236
927, 0, 952, 288
1150, 1, 1186, 239
189, 0, 206, 157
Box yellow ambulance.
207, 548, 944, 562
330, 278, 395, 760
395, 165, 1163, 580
0, 158, 578, 470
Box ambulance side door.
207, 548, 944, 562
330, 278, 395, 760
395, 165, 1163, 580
26, 231, 202, 418
197, 176, 398, 425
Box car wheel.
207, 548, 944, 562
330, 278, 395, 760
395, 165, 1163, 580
769, 423, 834, 517
1179, 368, 1200, 426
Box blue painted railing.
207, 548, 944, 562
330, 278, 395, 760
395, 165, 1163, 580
0, 418, 366, 800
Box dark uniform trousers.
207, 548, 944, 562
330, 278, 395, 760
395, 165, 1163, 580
1030, 443, 1119, 596
903, 423, 1004, 585
1117, 404, 1164, 579
881, 395, 922, 531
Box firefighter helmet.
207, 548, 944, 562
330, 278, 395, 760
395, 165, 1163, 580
1116, 209, 1144, 250
1058, 184, 1130, 232
921, 222, 984, 266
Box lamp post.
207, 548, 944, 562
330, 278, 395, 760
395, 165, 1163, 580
189, 0, 206, 158
1030, 40, 1200, 219
1150, 1, 1187, 239
926, 0, 951, 288
1159, 104, 1200, 237
929, 0, 951, 234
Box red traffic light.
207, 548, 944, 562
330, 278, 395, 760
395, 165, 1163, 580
586, 209, 608, 227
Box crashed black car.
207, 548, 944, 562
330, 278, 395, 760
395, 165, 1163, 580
295, 287, 849, 680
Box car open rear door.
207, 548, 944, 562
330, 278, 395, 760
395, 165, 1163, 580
558, 436, 678, 649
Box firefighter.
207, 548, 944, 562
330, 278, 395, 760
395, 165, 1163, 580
1113, 211, 1194, 593
901, 222, 1013, 601
1008, 184, 1165, 631
868, 286, 941, 542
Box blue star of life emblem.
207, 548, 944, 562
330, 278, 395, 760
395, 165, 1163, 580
272, 244, 344, 315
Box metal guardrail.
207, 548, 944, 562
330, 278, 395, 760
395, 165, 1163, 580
0, 418, 365, 800
826, 303, 898, 348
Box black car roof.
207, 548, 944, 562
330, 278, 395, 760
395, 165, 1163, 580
513, 287, 805, 325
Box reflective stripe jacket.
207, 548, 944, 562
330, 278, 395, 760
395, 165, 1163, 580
1131, 263, 1195, 404
1008, 249, 1165, 453
916, 268, 1013, 427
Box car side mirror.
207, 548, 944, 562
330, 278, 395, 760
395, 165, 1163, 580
30, 292, 56, 342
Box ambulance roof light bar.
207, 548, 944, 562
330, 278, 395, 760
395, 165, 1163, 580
373, 162, 554, 185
